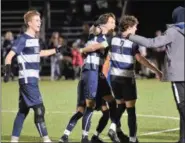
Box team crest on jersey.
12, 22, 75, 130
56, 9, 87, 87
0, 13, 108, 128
26, 39, 39, 47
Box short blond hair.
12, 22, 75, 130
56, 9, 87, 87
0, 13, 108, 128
23, 10, 40, 26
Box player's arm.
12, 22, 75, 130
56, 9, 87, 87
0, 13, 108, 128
135, 54, 162, 80
79, 41, 109, 54
4, 37, 25, 82
40, 46, 61, 57
4, 51, 16, 82
128, 28, 174, 48
40, 49, 56, 57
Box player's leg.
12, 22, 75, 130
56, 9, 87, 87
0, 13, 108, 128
91, 101, 109, 143
111, 80, 128, 142
171, 82, 185, 143
125, 100, 138, 143
32, 103, 51, 142
100, 74, 120, 142
59, 106, 85, 142
60, 80, 85, 142
124, 79, 138, 143
11, 94, 30, 142
81, 70, 98, 143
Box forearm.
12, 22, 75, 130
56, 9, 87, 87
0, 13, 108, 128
129, 34, 171, 48
5, 51, 15, 65
40, 49, 56, 57
138, 57, 160, 73
81, 44, 104, 53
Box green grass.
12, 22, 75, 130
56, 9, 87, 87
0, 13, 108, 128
1, 78, 179, 142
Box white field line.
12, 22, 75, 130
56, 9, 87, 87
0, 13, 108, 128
1, 109, 179, 120
2, 109, 179, 137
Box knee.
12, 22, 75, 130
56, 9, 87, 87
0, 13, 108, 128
103, 95, 114, 102
33, 104, 45, 123
86, 100, 96, 108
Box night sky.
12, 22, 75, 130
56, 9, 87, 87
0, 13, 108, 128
126, 0, 184, 37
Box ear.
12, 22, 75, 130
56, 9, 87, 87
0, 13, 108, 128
27, 21, 31, 27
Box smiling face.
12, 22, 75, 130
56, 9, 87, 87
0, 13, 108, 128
28, 15, 41, 32
24, 10, 41, 33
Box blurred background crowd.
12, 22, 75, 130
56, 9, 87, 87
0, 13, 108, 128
2, 0, 181, 81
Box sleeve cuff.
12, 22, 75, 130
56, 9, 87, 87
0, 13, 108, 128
101, 41, 109, 48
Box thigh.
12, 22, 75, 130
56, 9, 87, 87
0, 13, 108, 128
81, 70, 99, 100
77, 80, 86, 107
18, 93, 30, 114
20, 84, 43, 107
111, 81, 123, 100
98, 73, 112, 97
121, 78, 137, 101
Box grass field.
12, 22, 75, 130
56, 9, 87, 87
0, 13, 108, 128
1, 78, 180, 142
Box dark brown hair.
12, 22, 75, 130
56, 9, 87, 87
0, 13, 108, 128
97, 13, 116, 25
120, 15, 138, 32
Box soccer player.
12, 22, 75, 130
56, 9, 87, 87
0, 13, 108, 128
3, 10, 62, 142
109, 15, 162, 143
59, 81, 110, 143
125, 6, 184, 143
78, 13, 121, 143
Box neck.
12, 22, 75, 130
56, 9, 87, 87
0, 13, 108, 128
25, 28, 36, 38
99, 25, 108, 34
122, 31, 130, 38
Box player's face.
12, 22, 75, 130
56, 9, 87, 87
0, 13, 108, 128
106, 17, 116, 31
129, 24, 137, 34
28, 15, 41, 32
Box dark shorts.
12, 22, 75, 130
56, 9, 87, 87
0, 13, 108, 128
111, 76, 137, 101
77, 79, 107, 110
80, 70, 112, 100
171, 81, 185, 104
19, 84, 43, 107
77, 71, 111, 109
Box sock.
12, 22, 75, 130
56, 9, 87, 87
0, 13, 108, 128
117, 104, 126, 130
96, 110, 109, 134
43, 136, 51, 142
11, 136, 19, 142
12, 111, 27, 137
82, 107, 94, 137
108, 100, 118, 125
109, 123, 116, 131
127, 107, 137, 138
94, 131, 100, 137
180, 115, 185, 141
64, 112, 83, 136
35, 122, 48, 137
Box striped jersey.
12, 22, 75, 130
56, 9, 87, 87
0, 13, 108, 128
82, 34, 109, 72
110, 35, 140, 78
12, 33, 40, 84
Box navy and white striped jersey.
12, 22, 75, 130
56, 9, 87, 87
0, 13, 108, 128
82, 34, 109, 72
110, 35, 140, 78
12, 33, 40, 84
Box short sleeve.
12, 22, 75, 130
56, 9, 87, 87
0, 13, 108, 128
11, 37, 25, 54
132, 43, 140, 56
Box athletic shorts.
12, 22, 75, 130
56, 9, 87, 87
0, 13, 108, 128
19, 83, 43, 107
110, 76, 137, 101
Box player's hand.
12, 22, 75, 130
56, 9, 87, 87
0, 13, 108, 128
3, 64, 11, 83
155, 71, 163, 81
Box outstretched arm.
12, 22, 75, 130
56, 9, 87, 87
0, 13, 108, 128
80, 41, 109, 54
40, 49, 56, 57
135, 53, 163, 80
128, 28, 174, 48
